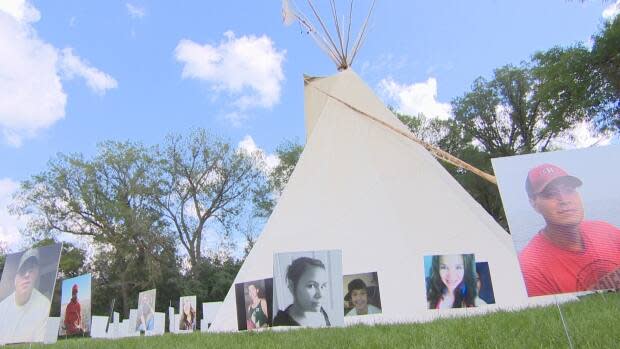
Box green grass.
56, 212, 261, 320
18, 293, 620, 348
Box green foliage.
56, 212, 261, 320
12, 141, 178, 315
179, 256, 242, 305
533, 17, 619, 132
0, 243, 6, 280
591, 16, 620, 128
397, 113, 507, 228
452, 64, 576, 156
156, 129, 267, 271
253, 139, 304, 219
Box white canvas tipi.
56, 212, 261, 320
209, 69, 529, 331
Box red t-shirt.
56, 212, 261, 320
519, 220, 620, 297
64, 300, 82, 334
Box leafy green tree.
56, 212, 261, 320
253, 140, 304, 219
12, 141, 176, 315
453, 65, 575, 156
532, 17, 619, 132
0, 242, 6, 280
396, 113, 508, 228
155, 129, 267, 272
590, 16, 620, 128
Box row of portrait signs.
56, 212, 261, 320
0, 146, 619, 342
235, 250, 497, 329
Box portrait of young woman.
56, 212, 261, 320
425, 254, 487, 309
273, 250, 343, 327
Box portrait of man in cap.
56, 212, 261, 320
519, 163, 620, 296
0, 248, 52, 344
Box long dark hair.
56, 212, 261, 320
179, 302, 196, 330
427, 254, 477, 309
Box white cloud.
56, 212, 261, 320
237, 135, 280, 173
0, 0, 39, 23
0, 1, 116, 147
126, 3, 145, 19
378, 77, 451, 120
0, 178, 25, 250
602, 0, 620, 20
551, 121, 613, 149
59, 48, 118, 95
0, 11, 66, 147
174, 31, 286, 116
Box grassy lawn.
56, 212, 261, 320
18, 292, 620, 349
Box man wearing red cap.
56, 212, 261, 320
519, 163, 620, 296
63, 284, 83, 335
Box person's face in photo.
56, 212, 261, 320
248, 284, 258, 301
530, 181, 584, 227
439, 255, 465, 292
350, 288, 368, 312
183, 301, 191, 315
14, 258, 39, 305
292, 266, 328, 312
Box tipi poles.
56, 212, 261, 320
309, 84, 498, 185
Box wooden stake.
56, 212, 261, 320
310, 83, 498, 185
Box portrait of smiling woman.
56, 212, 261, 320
425, 253, 486, 309
273, 250, 343, 327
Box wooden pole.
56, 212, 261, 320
310, 83, 498, 185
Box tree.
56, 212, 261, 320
590, 16, 620, 129
155, 129, 267, 272
532, 17, 619, 132
0, 242, 6, 280
253, 140, 304, 219
396, 113, 508, 228
12, 141, 176, 315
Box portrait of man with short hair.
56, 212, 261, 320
0, 243, 62, 344
492, 147, 620, 297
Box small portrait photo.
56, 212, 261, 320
234, 278, 273, 330
491, 146, 620, 296
0, 243, 62, 345
59, 273, 92, 336
178, 296, 197, 332
343, 272, 382, 317
273, 250, 344, 328
475, 262, 495, 305
424, 253, 488, 309
135, 289, 156, 332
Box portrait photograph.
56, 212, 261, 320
343, 272, 382, 317
492, 146, 620, 296
475, 262, 495, 305
178, 296, 197, 332
135, 289, 156, 332
59, 273, 92, 336
234, 278, 273, 330
0, 243, 62, 345
272, 250, 344, 327
424, 253, 488, 309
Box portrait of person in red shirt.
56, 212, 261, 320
519, 163, 620, 296
63, 284, 83, 335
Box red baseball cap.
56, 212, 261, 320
525, 163, 582, 197
72, 284, 79, 293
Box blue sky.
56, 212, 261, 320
0, 0, 618, 250
61, 273, 92, 304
